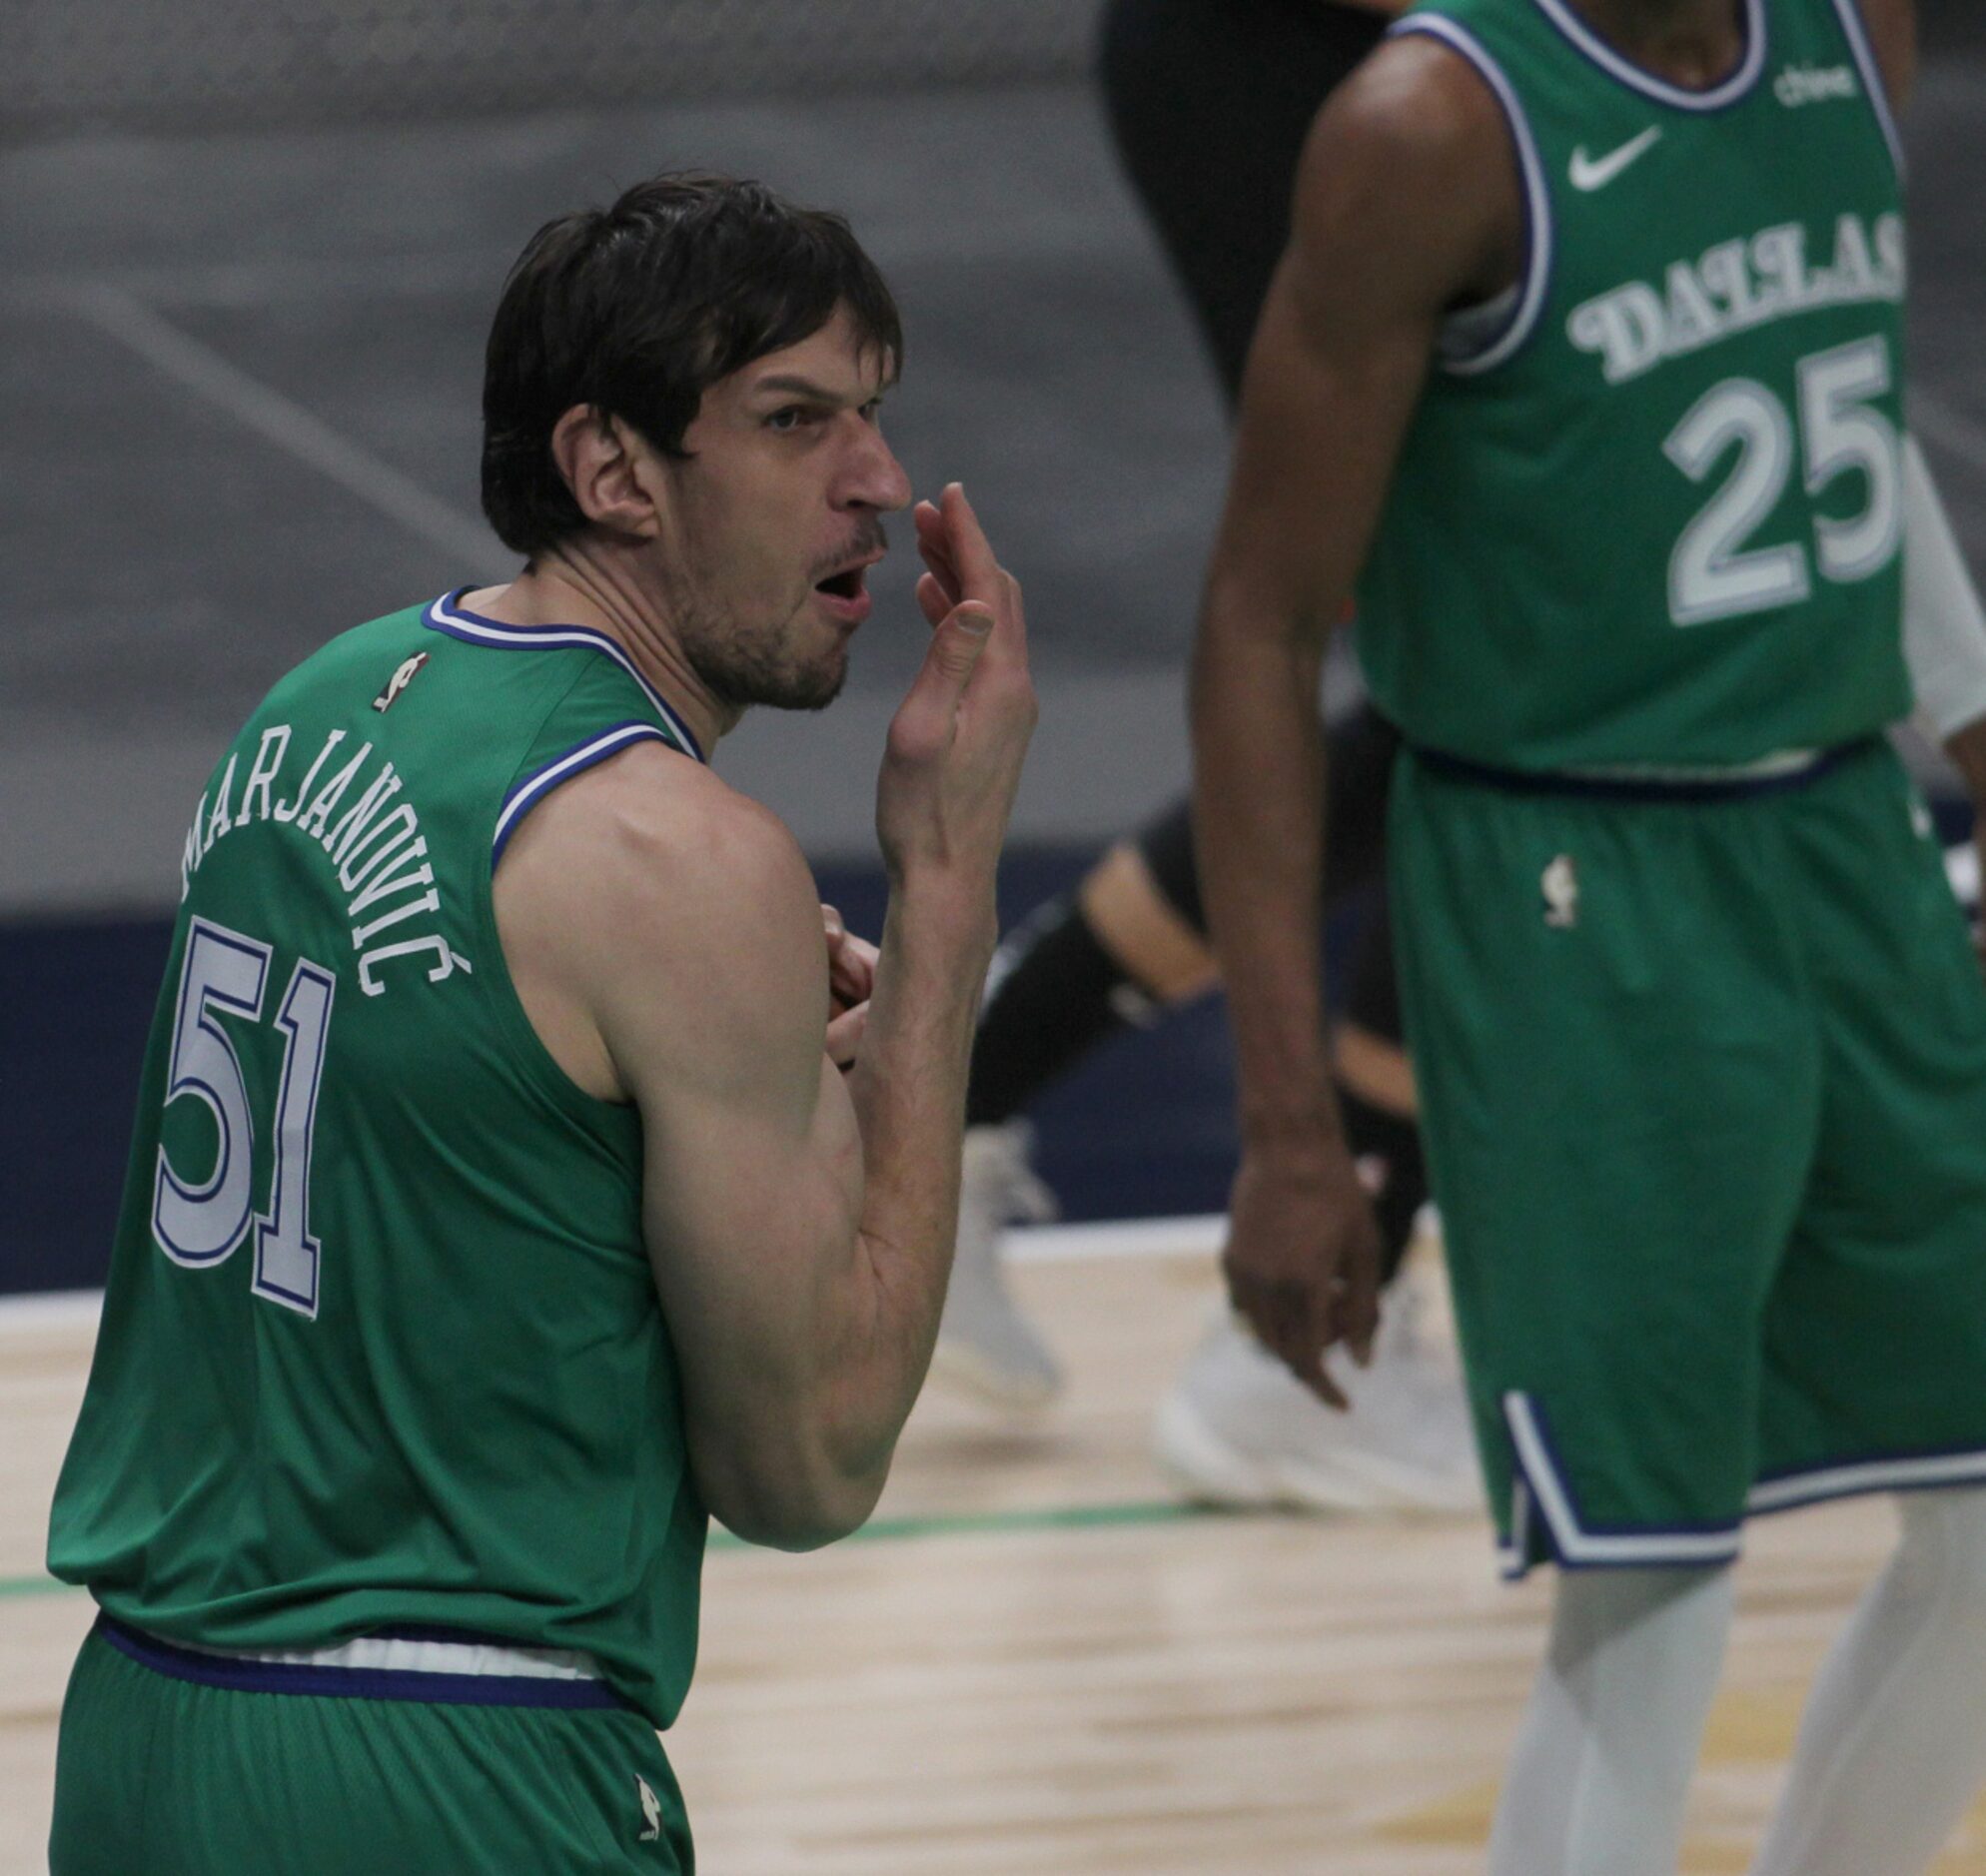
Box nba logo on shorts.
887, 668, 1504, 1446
634, 1773, 662, 1842
1541, 854, 1579, 929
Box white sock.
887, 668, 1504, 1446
1750, 1486, 1986, 1876
1489, 1564, 1735, 1876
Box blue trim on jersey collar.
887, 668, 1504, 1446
492, 720, 679, 869
1530, 0, 1768, 112
424, 590, 706, 764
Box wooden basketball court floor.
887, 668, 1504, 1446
4, 1228, 1981, 1874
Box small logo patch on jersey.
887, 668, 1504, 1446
635, 1774, 662, 1843
372, 651, 430, 713
1775, 63, 1858, 108
1568, 126, 1662, 192
1541, 854, 1579, 929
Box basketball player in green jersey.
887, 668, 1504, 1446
45, 174, 1036, 1873
1191, 0, 1986, 1869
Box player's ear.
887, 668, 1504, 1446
548, 405, 663, 539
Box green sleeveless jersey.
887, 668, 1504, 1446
1357, 0, 1908, 770
49, 590, 708, 1728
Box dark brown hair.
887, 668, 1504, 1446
481, 171, 902, 555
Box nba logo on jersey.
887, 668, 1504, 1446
1541, 855, 1579, 929
372, 651, 430, 713
634, 1774, 662, 1842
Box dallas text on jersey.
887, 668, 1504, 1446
1570, 210, 1904, 387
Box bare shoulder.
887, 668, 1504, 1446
1301, 29, 1517, 200
1318, 26, 1511, 148
496, 739, 826, 1082
1849, 0, 1916, 110
1287, 30, 1524, 322
538, 738, 814, 925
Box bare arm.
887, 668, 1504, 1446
497, 486, 1034, 1548
1856, 0, 1916, 110
1188, 38, 1520, 1394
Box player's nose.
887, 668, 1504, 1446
841, 427, 912, 515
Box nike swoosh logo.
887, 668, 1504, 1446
1568, 126, 1663, 192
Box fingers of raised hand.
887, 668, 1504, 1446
991, 566, 1030, 667
886, 603, 995, 767
917, 485, 1007, 611
915, 500, 961, 609
825, 1001, 869, 1072
938, 481, 1003, 598
916, 486, 1029, 669
829, 930, 879, 1009
915, 570, 951, 629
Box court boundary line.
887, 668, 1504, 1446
67, 285, 497, 569
1, 1500, 1232, 1601
1, 1217, 1232, 1599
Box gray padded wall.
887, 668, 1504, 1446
3, 1, 1093, 137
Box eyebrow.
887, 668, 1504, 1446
750, 374, 886, 405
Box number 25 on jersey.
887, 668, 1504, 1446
1665, 334, 1900, 627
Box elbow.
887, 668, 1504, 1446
712, 1491, 873, 1554
720, 1510, 861, 1555
689, 1437, 886, 1554
1191, 582, 1327, 725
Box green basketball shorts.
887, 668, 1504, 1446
50, 1616, 693, 1873
1388, 737, 1986, 1575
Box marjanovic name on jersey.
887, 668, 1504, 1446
1569, 212, 1904, 387
178, 725, 465, 997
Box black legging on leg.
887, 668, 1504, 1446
1133, 708, 1401, 931
1103, 0, 1409, 1047
1098, 0, 1390, 404
1101, 0, 1424, 1277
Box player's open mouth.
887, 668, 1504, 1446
813, 561, 874, 625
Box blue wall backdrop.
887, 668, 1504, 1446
0, 846, 1255, 1298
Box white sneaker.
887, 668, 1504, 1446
931, 1123, 1064, 1409
1152, 1240, 1481, 1514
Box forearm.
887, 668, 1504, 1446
664, 881, 996, 1550
820, 877, 998, 1490
1190, 571, 1339, 1148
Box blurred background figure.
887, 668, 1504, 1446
933, 0, 1481, 1520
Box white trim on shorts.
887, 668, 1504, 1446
178, 1632, 606, 1681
